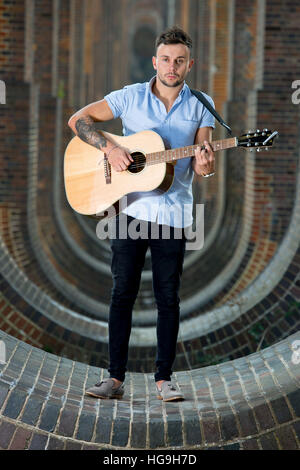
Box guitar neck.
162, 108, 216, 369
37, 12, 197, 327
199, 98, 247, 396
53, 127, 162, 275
146, 137, 238, 165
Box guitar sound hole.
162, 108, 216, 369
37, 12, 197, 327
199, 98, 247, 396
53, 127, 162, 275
127, 152, 146, 174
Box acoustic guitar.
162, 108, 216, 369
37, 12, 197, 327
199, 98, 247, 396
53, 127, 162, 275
64, 128, 278, 218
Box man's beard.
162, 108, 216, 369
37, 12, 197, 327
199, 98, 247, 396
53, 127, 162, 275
157, 73, 185, 88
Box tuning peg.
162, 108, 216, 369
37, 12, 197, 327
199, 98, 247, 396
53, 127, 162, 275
248, 130, 253, 134
256, 148, 261, 152
263, 128, 268, 132
256, 129, 260, 133
265, 147, 269, 151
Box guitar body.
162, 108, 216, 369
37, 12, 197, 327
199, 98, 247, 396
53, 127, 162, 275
64, 129, 175, 218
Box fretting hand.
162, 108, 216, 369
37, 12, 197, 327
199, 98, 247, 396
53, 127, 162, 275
194, 140, 215, 177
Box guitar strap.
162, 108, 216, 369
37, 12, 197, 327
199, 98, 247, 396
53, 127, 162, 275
189, 88, 232, 135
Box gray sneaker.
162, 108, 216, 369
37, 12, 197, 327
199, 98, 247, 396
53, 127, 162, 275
156, 381, 184, 402
85, 378, 124, 399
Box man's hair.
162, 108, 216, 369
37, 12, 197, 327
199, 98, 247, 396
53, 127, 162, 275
155, 26, 193, 53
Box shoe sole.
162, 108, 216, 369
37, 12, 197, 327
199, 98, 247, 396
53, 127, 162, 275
85, 392, 123, 399
86, 392, 182, 401
156, 395, 184, 402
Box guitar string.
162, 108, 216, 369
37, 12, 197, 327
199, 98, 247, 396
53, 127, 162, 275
111, 142, 258, 171
116, 155, 196, 171
118, 145, 262, 170
129, 147, 199, 170
108, 136, 267, 171
104, 135, 267, 171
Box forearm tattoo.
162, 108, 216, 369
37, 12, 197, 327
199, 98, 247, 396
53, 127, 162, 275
75, 115, 107, 150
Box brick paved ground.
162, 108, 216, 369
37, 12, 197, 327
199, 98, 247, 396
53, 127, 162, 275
0, 330, 299, 450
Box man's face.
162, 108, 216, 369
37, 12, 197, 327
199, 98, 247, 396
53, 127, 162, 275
152, 43, 194, 88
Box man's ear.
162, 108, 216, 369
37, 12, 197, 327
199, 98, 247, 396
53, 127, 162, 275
152, 56, 157, 70
188, 58, 194, 71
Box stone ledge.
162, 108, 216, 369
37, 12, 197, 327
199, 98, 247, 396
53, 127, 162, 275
0, 329, 299, 450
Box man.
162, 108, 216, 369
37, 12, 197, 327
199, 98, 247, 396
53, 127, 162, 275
68, 26, 215, 402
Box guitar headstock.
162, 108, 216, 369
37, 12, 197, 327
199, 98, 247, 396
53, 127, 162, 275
237, 129, 278, 151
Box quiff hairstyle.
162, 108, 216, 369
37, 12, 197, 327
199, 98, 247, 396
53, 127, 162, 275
155, 26, 193, 54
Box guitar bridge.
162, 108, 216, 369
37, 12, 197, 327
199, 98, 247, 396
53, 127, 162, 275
104, 154, 111, 184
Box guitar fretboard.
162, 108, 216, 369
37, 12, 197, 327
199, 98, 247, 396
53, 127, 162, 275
146, 138, 237, 165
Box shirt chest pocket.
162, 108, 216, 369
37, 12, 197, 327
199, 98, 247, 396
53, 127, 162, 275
171, 119, 199, 144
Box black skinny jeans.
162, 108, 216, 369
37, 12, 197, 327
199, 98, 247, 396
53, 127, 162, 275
108, 214, 186, 383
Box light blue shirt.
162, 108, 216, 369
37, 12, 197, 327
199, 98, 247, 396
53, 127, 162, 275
104, 75, 215, 227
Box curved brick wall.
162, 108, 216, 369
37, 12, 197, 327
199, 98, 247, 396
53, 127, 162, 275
0, 0, 300, 450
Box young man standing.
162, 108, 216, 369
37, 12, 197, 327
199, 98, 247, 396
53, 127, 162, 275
68, 26, 215, 402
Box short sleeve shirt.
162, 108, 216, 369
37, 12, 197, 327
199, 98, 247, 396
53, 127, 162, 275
104, 75, 215, 227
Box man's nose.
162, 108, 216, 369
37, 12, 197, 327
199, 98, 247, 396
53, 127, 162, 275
169, 62, 177, 71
